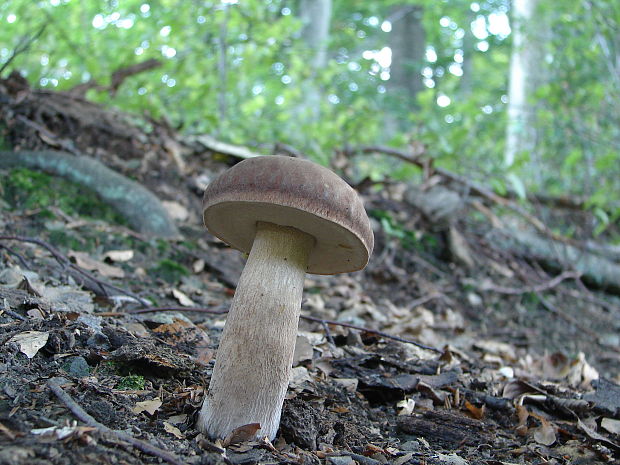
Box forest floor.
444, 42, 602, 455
1, 73, 620, 465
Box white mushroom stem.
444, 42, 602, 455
198, 221, 315, 441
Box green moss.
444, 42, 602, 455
150, 258, 190, 284
116, 374, 146, 390
3, 167, 126, 225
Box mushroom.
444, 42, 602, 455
197, 155, 373, 441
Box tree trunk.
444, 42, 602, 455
389, 5, 426, 105
459, 10, 476, 96
300, 0, 332, 71
297, 0, 333, 125
504, 0, 541, 169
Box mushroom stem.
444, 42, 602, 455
198, 221, 315, 441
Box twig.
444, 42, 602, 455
0, 244, 32, 270
123, 305, 442, 353
479, 271, 581, 295
0, 25, 46, 76
0, 235, 150, 306
67, 58, 161, 97
534, 292, 600, 340
47, 379, 186, 465
301, 315, 442, 353
128, 305, 228, 315
2, 298, 27, 321
320, 320, 336, 346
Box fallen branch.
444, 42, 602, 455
190, 134, 264, 159
47, 379, 186, 465
478, 271, 581, 295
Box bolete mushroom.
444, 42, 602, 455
197, 155, 373, 441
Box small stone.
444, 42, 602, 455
66, 357, 90, 377
327, 456, 355, 465
399, 440, 422, 452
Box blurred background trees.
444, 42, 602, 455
1, 0, 618, 237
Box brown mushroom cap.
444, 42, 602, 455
203, 156, 374, 275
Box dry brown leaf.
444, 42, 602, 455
163, 421, 184, 439
132, 398, 162, 415
515, 404, 529, 436
69, 251, 124, 278
464, 400, 486, 419
222, 423, 261, 447
8, 331, 49, 359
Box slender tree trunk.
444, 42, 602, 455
389, 5, 426, 104
300, 0, 332, 71
217, 4, 230, 132
505, 0, 540, 169
387, 4, 426, 134
297, 0, 332, 123
459, 10, 476, 96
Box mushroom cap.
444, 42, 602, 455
203, 156, 374, 275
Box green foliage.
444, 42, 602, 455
369, 209, 439, 252
150, 258, 189, 284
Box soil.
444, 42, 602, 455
1, 72, 619, 465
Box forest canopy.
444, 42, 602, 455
1, 0, 618, 238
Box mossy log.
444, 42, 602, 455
0, 150, 179, 238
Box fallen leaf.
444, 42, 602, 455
601, 417, 620, 435
103, 249, 134, 262
515, 404, 529, 436
171, 289, 195, 307
578, 417, 620, 452
289, 366, 312, 390
464, 400, 486, 419
332, 378, 358, 393
8, 331, 49, 358
69, 251, 124, 278
293, 335, 314, 365
192, 259, 205, 273
223, 423, 261, 447
132, 398, 162, 415
533, 417, 556, 446
163, 421, 184, 439
397, 398, 415, 415
167, 414, 187, 425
